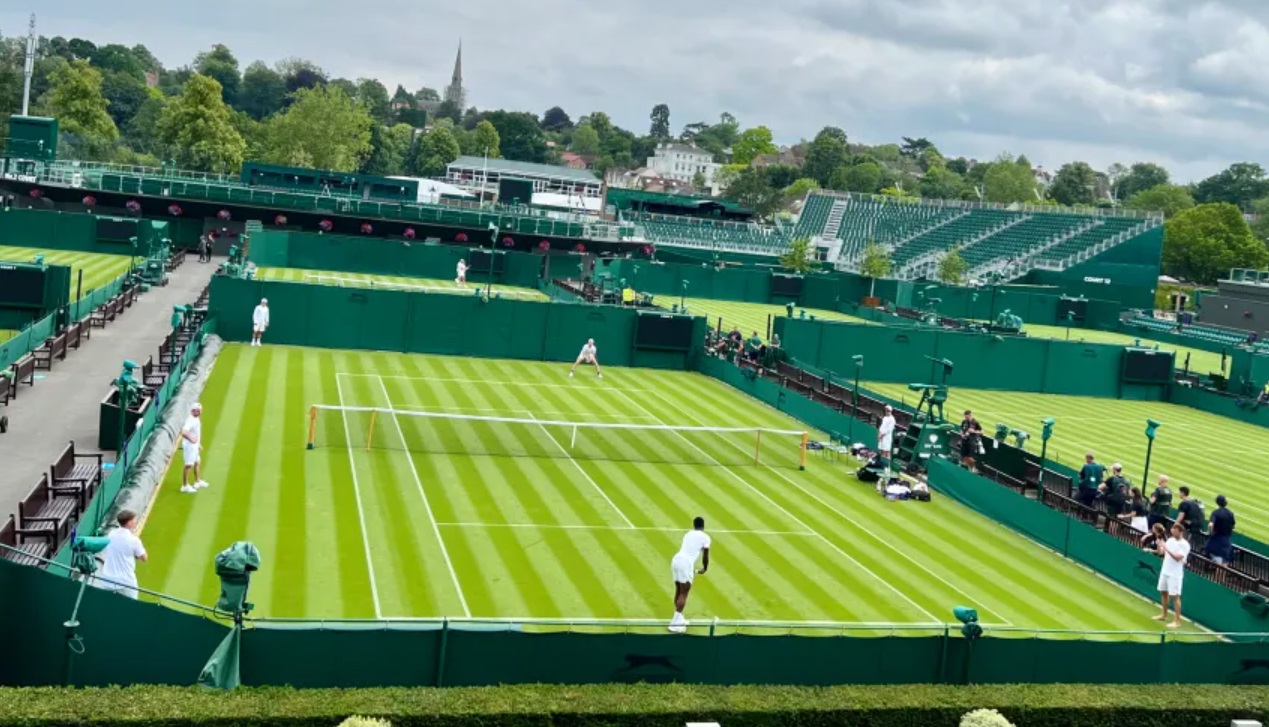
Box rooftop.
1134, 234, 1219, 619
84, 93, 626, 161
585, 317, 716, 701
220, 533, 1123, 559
448, 156, 599, 184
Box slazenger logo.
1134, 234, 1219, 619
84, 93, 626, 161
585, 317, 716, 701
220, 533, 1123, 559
1083, 277, 1112, 285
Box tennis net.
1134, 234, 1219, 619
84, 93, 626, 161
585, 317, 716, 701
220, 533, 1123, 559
303, 273, 543, 299
308, 405, 809, 469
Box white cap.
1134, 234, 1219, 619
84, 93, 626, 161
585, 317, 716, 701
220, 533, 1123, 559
192, 402, 202, 411
1112, 463, 1122, 471
261, 298, 268, 304
884, 405, 892, 411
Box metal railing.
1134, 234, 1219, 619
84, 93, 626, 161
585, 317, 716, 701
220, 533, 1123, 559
806, 189, 1163, 220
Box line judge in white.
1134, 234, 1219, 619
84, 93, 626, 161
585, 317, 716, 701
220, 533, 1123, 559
456, 258, 468, 287
569, 338, 602, 379
94, 509, 148, 599
669, 516, 710, 633
180, 403, 208, 494
877, 405, 896, 459
251, 298, 269, 347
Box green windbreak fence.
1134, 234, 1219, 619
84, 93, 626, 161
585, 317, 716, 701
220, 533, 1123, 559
210, 276, 704, 369
6, 554, 1269, 688
0, 269, 130, 371
0, 208, 166, 255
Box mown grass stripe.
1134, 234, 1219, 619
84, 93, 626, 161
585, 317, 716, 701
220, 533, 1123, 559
322, 350, 376, 618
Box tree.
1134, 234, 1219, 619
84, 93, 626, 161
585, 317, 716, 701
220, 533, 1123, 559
937, 249, 968, 285
1163, 203, 1269, 283
397, 108, 428, 128
157, 74, 246, 172
983, 154, 1037, 203
415, 87, 440, 102
194, 44, 240, 105
649, 103, 671, 139
783, 177, 819, 205
872, 143, 902, 163
722, 166, 783, 218
570, 123, 600, 157
355, 78, 391, 122
1048, 161, 1098, 206
802, 127, 850, 187
542, 105, 572, 131
946, 157, 970, 175
277, 58, 327, 94
900, 136, 935, 157
468, 119, 501, 157
100, 70, 150, 127
732, 126, 778, 166
1124, 184, 1195, 219
859, 241, 892, 297
484, 110, 547, 162
362, 123, 414, 177
779, 237, 814, 274
90, 44, 146, 80
42, 59, 118, 141
1114, 162, 1169, 201
1193, 162, 1269, 207
239, 62, 287, 120
691, 171, 706, 189
328, 78, 358, 98
836, 162, 882, 193
407, 125, 461, 177
920, 165, 964, 200
434, 99, 462, 123
259, 84, 372, 171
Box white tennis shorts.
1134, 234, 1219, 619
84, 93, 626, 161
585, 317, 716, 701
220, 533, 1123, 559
183, 443, 200, 466
671, 555, 695, 584
253, 323, 265, 333
878, 435, 893, 453
1157, 572, 1183, 596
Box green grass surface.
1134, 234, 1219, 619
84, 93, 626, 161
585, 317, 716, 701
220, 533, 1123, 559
141, 345, 1180, 636
255, 266, 548, 300
681, 298, 871, 340
0, 330, 15, 343
863, 381, 1269, 542
0, 245, 135, 301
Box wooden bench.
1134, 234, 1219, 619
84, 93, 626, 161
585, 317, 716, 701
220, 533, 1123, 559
9, 355, 35, 397
32, 331, 68, 370
140, 355, 169, 396
50, 441, 102, 512
0, 514, 56, 566
17, 474, 78, 546
66, 320, 85, 350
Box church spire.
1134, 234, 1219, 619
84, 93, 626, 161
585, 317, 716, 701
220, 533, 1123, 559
444, 41, 466, 110
451, 40, 462, 86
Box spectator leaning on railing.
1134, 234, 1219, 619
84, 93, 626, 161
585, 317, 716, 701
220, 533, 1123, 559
1148, 475, 1173, 528
1206, 495, 1236, 565
1076, 452, 1105, 508
1175, 487, 1205, 539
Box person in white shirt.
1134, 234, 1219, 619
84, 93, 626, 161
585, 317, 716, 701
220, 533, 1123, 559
180, 403, 207, 494
456, 259, 468, 287
251, 298, 269, 347
877, 405, 896, 459
669, 516, 711, 633
95, 509, 148, 599
1154, 522, 1191, 629
569, 338, 602, 379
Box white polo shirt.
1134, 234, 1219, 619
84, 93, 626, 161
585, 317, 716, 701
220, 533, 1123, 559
97, 527, 146, 596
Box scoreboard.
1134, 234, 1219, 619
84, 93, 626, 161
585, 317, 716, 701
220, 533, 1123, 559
771, 274, 804, 297
0, 263, 47, 307
635, 311, 697, 351
1121, 348, 1174, 384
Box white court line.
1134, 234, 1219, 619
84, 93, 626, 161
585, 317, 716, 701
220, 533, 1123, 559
334, 373, 384, 619
524, 411, 636, 528
376, 376, 472, 618
437, 522, 816, 538
341, 372, 653, 392
328, 397, 659, 422
605, 389, 943, 625
635, 384, 1015, 626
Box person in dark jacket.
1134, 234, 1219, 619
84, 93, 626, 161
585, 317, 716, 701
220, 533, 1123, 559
1206, 495, 1236, 565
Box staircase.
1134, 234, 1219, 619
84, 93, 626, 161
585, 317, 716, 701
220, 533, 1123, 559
821, 200, 848, 240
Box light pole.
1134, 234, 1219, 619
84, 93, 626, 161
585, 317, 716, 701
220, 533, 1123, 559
850, 354, 863, 440
680, 280, 688, 313
1142, 419, 1162, 486
1038, 417, 1055, 486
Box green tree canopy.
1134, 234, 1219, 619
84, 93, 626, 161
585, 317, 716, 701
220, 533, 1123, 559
542, 106, 572, 131
355, 78, 391, 122
779, 237, 814, 274
649, 103, 671, 139
484, 110, 547, 162
783, 177, 820, 205
836, 161, 882, 194
722, 166, 783, 219
156, 74, 246, 172
361, 123, 414, 177
468, 119, 501, 158
238, 61, 287, 120
919, 165, 964, 199
859, 241, 892, 296
1124, 184, 1195, 219
731, 126, 778, 166
194, 44, 240, 105
89, 43, 146, 81
1163, 203, 1269, 284
42, 59, 118, 141
570, 123, 600, 157
100, 70, 150, 128
259, 85, 372, 171
982, 154, 1036, 203
1048, 161, 1098, 206
803, 126, 850, 187
124, 95, 170, 157
1193, 162, 1269, 207
408, 125, 461, 177
937, 249, 969, 285
1114, 162, 1169, 201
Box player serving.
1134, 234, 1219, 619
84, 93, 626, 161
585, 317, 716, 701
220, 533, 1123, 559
455, 258, 468, 287
669, 516, 710, 633
569, 338, 602, 379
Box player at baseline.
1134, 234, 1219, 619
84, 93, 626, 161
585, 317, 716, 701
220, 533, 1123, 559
670, 516, 710, 633
180, 403, 208, 494
569, 338, 602, 378
251, 298, 269, 347
456, 259, 468, 287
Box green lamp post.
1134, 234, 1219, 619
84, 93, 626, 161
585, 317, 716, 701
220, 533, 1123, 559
1038, 417, 1055, 485
1142, 418, 1162, 486
850, 354, 863, 440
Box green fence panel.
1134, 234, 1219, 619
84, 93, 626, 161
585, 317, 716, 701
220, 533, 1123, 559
240, 627, 442, 688
0, 310, 56, 370
1040, 340, 1123, 396
1168, 385, 1269, 431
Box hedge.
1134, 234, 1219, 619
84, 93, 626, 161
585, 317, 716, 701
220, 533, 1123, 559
1, 684, 1267, 726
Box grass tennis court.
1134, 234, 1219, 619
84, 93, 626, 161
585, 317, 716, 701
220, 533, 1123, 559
681, 298, 871, 339
255, 267, 548, 300
140, 344, 1180, 635
0, 245, 136, 301
863, 381, 1269, 543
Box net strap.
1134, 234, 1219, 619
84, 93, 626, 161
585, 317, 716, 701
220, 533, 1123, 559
312, 404, 806, 436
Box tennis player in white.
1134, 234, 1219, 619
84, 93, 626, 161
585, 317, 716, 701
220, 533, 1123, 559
251, 298, 269, 347
180, 403, 207, 494
878, 405, 896, 458
669, 516, 710, 633
569, 338, 602, 378
456, 259, 468, 287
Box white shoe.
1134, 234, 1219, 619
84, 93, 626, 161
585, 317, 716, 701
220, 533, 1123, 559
195, 480, 209, 489
667, 624, 686, 633
569, 371, 574, 378
597, 373, 603, 379
180, 485, 196, 494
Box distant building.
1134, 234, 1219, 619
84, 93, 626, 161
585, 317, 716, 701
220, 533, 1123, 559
445, 155, 602, 201
750, 147, 803, 169
443, 42, 466, 111
559, 152, 594, 170
604, 166, 696, 195
647, 142, 721, 194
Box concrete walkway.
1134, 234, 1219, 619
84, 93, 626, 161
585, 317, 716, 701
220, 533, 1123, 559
0, 260, 218, 512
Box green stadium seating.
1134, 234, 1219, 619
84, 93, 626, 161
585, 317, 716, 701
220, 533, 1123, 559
628, 212, 791, 254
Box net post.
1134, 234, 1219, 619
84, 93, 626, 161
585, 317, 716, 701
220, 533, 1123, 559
367, 410, 378, 451
799, 432, 808, 470
754, 429, 762, 467
307, 406, 317, 450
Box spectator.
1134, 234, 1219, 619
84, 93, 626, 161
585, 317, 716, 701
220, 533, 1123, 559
1175, 487, 1205, 538
1142, 522, 1167, 552
1207, 495, 1236, 565
1103, 480, 1129, 519
1104, 462, 1128, 492
770, 333, 781, 350
1119, 487, 1149, 534
746, 331, 763, 361
958, 411, 983, 472
1148, 475, 1173, 528
1254, 381, 1269, 411
1155, 523, 1190, 629
1076, 452, 1105, 508
95, 509, 148, 599
198, 234, 211, 263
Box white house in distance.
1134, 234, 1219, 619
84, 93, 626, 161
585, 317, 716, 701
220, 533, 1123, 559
647, 142, 721, 195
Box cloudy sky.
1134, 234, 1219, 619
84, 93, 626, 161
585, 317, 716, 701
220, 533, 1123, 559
3, 0, 1267, 181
